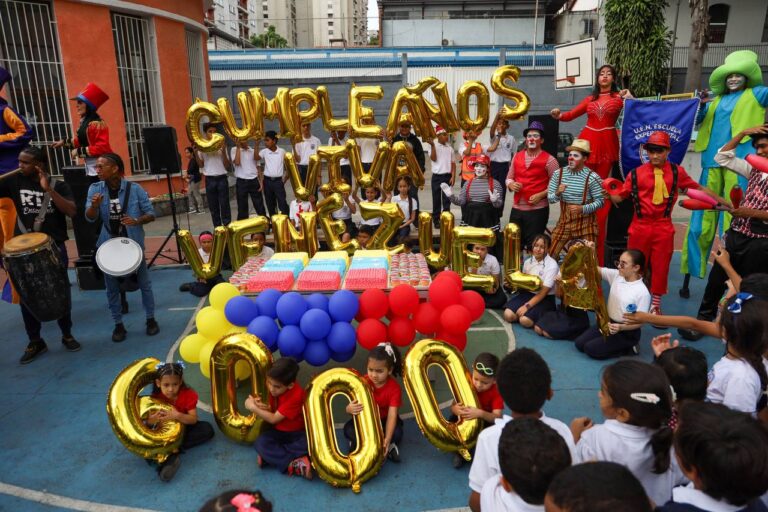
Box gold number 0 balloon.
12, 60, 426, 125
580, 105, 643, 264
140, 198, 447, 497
107, 357, 184, 463
403, 339, 482, 461
456, 81, 490, 133
210, 333, 273, 443
304, 368, 384, 493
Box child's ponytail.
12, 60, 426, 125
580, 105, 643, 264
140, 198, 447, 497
649, 424, 674, 474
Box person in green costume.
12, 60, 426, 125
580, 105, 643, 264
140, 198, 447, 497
679, 50, 768, 299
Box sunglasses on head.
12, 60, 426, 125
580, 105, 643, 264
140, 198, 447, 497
474, 362, 495, 376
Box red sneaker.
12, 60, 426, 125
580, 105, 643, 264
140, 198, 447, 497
291, 456, 313, 480
649, 305, 665, 329
257, 454, 264, 468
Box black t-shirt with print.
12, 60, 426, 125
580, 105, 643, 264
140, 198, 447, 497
107, 186, 123, 237
0, 172, 72, 243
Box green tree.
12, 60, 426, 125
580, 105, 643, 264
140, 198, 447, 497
604, 0, 672, 97
368, 35, 379, 46
684, 0, 709, 92
250, 25, 288, 48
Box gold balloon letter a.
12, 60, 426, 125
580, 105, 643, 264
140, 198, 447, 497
404, 339, 482, 460
304, 368, 384, 493
560, 244, 610, 336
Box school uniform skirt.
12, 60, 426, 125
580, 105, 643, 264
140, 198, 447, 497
504, 292, 556, 323
574, 324, 642, 360
536, 305, 590, 340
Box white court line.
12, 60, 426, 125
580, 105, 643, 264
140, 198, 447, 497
467, 326, 505, 331
0, 482, 159, 512
487, 309, 516, 352
167, 307, 199, 311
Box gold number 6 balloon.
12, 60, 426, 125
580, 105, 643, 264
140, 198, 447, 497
304, 368, 384, 493
107, 357, 184, 464
210, 333, 273, 443
403, 339, 482, 461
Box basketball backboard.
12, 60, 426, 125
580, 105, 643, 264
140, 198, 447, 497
554, 39, 595, 90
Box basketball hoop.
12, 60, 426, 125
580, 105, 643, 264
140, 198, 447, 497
555, 76, 576, 84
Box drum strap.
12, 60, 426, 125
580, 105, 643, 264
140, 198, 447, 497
16, 178, 56, 234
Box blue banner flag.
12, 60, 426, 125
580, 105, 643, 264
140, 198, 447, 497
620, 98, 699, 176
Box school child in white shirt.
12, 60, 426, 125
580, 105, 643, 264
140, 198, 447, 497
571, 360, 685, 507
573, 248, 651, 359
288, 195, 315, 229
255, 131, 289, 218
390, 176, 417, 245
352, 183, 384, 229
657, 402, 768, 512
470, 243, 507, 309
468, 348, 576, 512
480, 418, 571, 512
545, 461, 653, 512
504, 233, 559, 328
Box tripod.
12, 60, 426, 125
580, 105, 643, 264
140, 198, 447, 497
148, 172, 183, 267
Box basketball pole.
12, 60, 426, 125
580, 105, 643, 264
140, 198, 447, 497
148, 171, 183, 268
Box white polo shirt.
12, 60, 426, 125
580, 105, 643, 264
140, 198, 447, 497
600, 268, 651, 321
201, 151, 228, 177
358, 137, 379, 164
706, 356, 768, 416
259, 147, 286, 178
522, 255, 559, 295
480, 478, 544, 512
489, 134, 518, 163
230, 147, 259, 180
328, 136, 350, 166
295, 135, 321, 166
432, 141, 455, 175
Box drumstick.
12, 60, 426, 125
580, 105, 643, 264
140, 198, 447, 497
0, 168, 21, 181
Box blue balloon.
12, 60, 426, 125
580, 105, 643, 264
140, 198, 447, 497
300, 309, 332, 341
305, 293, 329, 312
224, 296, 260, 326
247, 315, 280, 351
327, 322, 357, 354
304, 339, 331, 366
277, 325, 306, 358
328, 290, 359, 323
331, 347, 356, 362
276, 292, 308, 326
255, 289, 282, 319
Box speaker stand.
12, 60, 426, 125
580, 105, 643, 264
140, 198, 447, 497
148, 172, 183, 268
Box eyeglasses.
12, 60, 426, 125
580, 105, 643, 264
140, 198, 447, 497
614, 260, 630, 269
474, 362, 495, 376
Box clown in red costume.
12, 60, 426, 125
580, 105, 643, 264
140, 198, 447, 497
610, 132, 728, 317
551, 65, 633, 264
52, 83, 112, 179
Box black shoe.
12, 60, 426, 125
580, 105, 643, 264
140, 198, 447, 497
678, 327, 703, 341
20, 340, 47, 364
146, 318, 160, 336
679, 287, 690, 299
61, 336, 81, 352
112, 323, 127, 342
179, 283, 192, 292
631, 344, 640, 356
387, 443, 401, 463
452, 453, 465, 468
121, 301, 129, 314
158, 453, 181, 482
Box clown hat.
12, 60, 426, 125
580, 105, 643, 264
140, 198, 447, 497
523, 120, 546, 137
709, 50, 763, 96
435, 124, 446, 135
471, 154, 491, 167
644, 131, 671, 149
70, 82, 109, 110
0, 66, 11, 90
565, 138, 591, 155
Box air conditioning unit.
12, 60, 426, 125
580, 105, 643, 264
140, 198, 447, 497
441, 38, 454, 46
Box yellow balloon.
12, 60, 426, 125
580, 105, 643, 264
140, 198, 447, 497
502, 223, 542, 291
491, 65, 531, 121
196, 306, 231, 340
349, 85, 384, 139
352, 141, 390, 190
359, 201, 404, 252
386, 88, 435, 141
403, 339, 482, 460
259, 87, 297, 141
227, 216, 269, 271
185, 99, 223, 153
178, 227, 227, 280
217, 93, 257, 143
199, 340, 216, 379
179, 333, 210, 364
272, 213, 319, 257
313, 145, 352, 195
560, 243, 611, 336
418, 211, 454, 270
285, 151, 318, 202
451, 226, 496, 293
316, 193, 360, 255
106, 357, 184, 463
317, 85, 349, 132
304, 368, 384, 493
456, 81, 490, 133
209, 283, 241, 310
383, 140, 425, 191
288, 87, 322, 143
425, 81, 460, 133
210, 333, 273, 443
235, 359, 251, 380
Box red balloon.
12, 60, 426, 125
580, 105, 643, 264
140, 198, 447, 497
440, 304, 471, 335
434, 270, 463, 290
429, 278, 461, 310
413, 302, 441, 336
359, 289, 389, 319
460, 290, 486, 322
357, 318, 388, 350
388, 317, 416, 347
436, 330, 467, 351
389, 284, 420, 317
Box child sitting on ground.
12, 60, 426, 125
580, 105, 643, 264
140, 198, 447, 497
179, 231, 225, 296
467, 348, 576, 512
245, 357, 312, 479
249, 231, 274, 260
468, 243, 508, 309
503, 233, 559, 328
450, 352, 503, 468
356, 224, 375, 249
481, 418, 571, 512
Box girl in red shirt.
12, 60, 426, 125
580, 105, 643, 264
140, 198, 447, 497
345, 343, 404, 463
147, 362, 214, 482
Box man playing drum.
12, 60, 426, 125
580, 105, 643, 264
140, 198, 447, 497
85, 153, 159, 342
0, 147, 80, 364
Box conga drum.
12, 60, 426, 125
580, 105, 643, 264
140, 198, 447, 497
2, 233, 70, 322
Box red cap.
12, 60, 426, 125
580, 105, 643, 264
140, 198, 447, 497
435, 125, 446, 135
71, 83, 109, 110
644, 131, 671, 149
471, 154, 491, 167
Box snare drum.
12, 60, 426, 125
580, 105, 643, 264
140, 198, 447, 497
95, 237, 143, 277
2, 233, 70, 322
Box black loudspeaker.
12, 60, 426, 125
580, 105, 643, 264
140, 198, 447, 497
527, 115, 559, 157
143, 125, 181, 174
62, 166, 99, 258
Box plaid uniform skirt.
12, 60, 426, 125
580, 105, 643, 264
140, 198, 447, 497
549, 205, 598, 257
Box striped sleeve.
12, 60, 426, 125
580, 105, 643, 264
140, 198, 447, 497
547, 169, 562, 203
582, 172, 606, 214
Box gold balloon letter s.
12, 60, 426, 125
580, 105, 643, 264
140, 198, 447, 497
304, 368, 384, 493
491, 65, 531, 121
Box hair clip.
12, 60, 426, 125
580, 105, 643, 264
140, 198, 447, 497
474, 362, 495, 376
155, 361, 185, 371
230, 493, 260, 512
377, 342, 396, 361
727, 292, 754, 314
630, 392, 660, 405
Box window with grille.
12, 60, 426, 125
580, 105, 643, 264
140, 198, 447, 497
0, 0, 72, 175
111, 12, 164, 174
708, 4, 729, 44
185, 30, 206, 103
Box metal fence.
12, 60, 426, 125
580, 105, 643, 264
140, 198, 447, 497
0, 0, 72, 175
595, 43, 768, 69
111, 12, 164, 174
186, 29, 208, 102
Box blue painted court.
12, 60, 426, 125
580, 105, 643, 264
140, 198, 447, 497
0, 254, 727, 511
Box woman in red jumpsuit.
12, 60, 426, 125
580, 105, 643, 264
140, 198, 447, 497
551, 65, 632, 264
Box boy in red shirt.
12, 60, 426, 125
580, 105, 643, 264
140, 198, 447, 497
245, 357, 312, 479
610, 131, 728, 317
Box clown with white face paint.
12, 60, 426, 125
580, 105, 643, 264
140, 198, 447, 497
680, 50, 768, 307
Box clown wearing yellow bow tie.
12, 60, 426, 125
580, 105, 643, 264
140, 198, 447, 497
610, 131, 729, 318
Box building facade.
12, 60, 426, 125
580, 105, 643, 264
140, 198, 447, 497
206, 0, 259, 50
